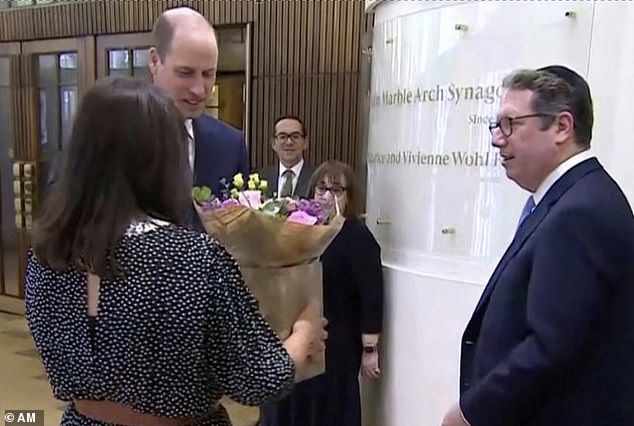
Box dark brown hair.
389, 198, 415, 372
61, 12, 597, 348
307, 160, 362, 218
33, 77, 190, 278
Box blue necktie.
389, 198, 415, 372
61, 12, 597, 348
517, 196, 536, 229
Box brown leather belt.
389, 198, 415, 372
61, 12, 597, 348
73, 399, 203, 426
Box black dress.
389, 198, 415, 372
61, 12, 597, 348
260, 217, 384, 426
25, 219, 295, 426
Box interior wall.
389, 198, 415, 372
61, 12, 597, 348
0, 0, 373, 172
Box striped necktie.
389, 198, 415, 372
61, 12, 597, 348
280, 169, 295, 197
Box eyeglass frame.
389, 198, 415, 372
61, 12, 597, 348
488, 113, 556, 138
273, 132, 306, 143
315, 183, 347, 196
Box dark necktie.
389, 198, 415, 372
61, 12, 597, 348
280, 169, 295, 197
517, 196, 536, 230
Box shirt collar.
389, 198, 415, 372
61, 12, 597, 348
278, 158, 304, 178
533, 149, 594, 205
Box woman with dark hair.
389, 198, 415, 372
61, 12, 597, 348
261, 160, 384, 426
26, 78, 324, 426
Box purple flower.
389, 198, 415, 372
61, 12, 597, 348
222, 198, 239, 208
200, 198, 222, 212
296, 198, 328, 224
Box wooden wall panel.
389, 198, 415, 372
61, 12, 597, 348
10, 55, 38, 160
0, 0, 374, 173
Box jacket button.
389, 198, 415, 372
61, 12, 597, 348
465, 340, 475, 346
463, 381, 471, 388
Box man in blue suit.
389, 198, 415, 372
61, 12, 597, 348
47, 7, 248, 231
148, 7, 248, 230
442, 66, 634, 426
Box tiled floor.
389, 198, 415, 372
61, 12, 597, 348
0, 312, 259, 426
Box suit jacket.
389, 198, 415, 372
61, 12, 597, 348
191, 115, 248, 196
460, 158, 634, 426
187, 115, 249, 230
44, 115, 247, 232
259, 161, 315, 199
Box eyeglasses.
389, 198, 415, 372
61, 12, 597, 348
274, 132, 305, 143
315, 184, 346, 196
489, 113, 555, 137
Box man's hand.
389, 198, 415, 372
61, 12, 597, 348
441, 403, 470, 426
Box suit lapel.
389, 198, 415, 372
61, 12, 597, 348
473, 204, 549, 314
472, 158, 601, 315
268, 164, 280, 196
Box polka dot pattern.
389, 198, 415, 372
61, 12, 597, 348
25, 219, 295, 425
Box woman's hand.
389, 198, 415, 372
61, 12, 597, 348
292, 318, 328, 358
292, 300, 328, 356
360, 350, 381, 379
284, 300, 328, 377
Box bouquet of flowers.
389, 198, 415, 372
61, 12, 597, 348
193, 173, 344, 380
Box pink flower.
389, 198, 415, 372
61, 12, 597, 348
238, 190, 262, 209
286, 210, 318, 225
285, 199, 298, 212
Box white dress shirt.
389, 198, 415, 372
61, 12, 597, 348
185, 119, 195, 170
533, 150, 594, 206
277, 159, 304, 197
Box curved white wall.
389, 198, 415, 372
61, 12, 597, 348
363, 2, 634, 425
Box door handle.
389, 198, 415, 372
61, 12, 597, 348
12, 161, 37, 230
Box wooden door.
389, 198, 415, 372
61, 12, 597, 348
0, 37, 94, 314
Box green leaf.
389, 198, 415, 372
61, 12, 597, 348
192, 187, 202, 201
192, 186, 213, 203
201, 186, 212, 200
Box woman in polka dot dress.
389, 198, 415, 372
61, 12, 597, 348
25, 78, 325, 426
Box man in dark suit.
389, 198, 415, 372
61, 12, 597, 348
47, 7, 248, 231
442, 66, 634, 426
259, 115, 315, 199
148, 7, 248, 229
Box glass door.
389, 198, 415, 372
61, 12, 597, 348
0, 37, 93, 314
96, 32, 153, 81
22, 38, 95, 196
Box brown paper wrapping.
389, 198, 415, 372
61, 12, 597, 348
195, 203, 344, 380
196, 204, 344, 267
241, 262, 324, 380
